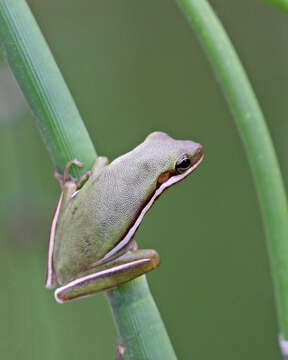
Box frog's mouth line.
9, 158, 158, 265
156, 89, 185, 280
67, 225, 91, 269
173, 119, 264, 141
98, 151, 204, 264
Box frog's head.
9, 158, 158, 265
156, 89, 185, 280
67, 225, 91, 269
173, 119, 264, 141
143, 131, 204, 188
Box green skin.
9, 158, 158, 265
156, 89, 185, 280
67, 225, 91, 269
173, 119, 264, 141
46, 132, 203, 303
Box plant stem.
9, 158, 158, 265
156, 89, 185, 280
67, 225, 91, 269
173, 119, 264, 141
177, 0, 288, 339
0, 0, 96, 177
0, 0, 177, 358
262, 0, 288, 12
107, 276, 177, 359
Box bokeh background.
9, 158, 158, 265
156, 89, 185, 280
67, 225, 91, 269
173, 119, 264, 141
0, 0, 287, 359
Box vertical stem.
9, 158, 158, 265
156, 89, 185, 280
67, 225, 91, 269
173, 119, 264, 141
107, 276, 177, 360
177, 0, 288, 341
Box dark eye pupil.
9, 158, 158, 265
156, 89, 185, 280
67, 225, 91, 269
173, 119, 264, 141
180, 158, 190, 168
176, 157, 191, 173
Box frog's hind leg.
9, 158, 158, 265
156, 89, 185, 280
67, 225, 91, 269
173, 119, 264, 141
45, 181, 77, 289
55, 249, 160, 303
47, 157, 109, 289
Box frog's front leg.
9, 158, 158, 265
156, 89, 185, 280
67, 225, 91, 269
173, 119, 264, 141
55, 249, 160, 303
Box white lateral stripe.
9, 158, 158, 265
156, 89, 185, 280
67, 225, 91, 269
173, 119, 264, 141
72, 190, 80, 198
55, 291, 92, 304
55, 258, 148, 294
101, 157, 203, 261
46, 192, 63, 288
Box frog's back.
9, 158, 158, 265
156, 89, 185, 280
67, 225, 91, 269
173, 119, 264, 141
53, 164, 154, 284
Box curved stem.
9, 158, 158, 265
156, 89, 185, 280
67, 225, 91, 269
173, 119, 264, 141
262, 0, 288, 13
0, 0, 177, 358
177, 0, 288, 339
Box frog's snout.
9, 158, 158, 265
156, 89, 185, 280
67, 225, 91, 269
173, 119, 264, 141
191, 145, 204, 167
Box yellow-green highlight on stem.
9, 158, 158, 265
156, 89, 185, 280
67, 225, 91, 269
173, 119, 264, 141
0, 1, 177, 358
177, 0, 288, 341
262, 0, 288, 13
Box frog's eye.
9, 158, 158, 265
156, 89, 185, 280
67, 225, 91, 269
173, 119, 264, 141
175, 156, 191, 174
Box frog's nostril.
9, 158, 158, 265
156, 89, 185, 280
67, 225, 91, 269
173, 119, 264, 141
191, 146, 204, 166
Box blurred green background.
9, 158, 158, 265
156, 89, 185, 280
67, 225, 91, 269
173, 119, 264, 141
0, 0, 287, 359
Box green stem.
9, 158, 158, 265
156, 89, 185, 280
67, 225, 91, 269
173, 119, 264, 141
0, 0, 177, 358
262, 0, 288, 12
0, 0, 96, 176
107, 276, 177, 359
177, 0, 288, 339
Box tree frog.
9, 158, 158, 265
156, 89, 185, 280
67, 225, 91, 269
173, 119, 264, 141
46, 131, 203, 303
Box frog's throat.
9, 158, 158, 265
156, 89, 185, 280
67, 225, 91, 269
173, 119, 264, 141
99, 153, 204, 263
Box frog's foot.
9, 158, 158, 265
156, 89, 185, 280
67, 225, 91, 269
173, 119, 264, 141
54, 168, 65, 188
54, 249, 160, 303
55, 157, 109, 189
63, 159, 84, 182
54, 159, 84, 188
